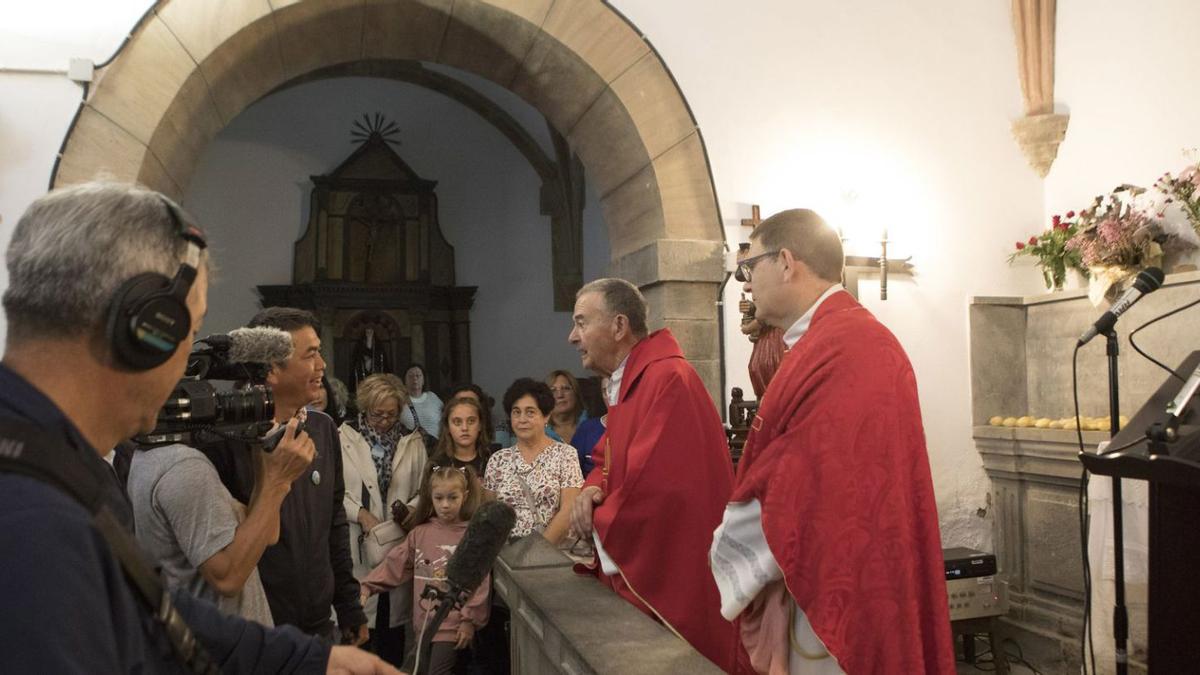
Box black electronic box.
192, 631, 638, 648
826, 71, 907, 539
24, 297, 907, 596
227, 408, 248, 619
943, 547, 997, 580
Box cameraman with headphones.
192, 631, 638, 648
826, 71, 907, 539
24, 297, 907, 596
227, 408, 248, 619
0, 183, 398, 674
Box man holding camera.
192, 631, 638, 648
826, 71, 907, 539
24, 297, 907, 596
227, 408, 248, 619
0, 183, 395, 673
203, 307, 368, 645
127, 414, 314, 625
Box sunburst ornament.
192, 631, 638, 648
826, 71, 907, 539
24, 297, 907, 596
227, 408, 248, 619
351, 113, 401, 147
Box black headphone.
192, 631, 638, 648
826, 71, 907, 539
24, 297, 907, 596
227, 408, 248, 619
105, 196, 208, 371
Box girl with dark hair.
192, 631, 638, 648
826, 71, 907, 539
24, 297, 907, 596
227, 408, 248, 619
445, 383, 495, 450
429, 397, 491, 478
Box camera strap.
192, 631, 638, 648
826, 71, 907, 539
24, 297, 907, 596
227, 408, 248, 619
0, 418, 218, 675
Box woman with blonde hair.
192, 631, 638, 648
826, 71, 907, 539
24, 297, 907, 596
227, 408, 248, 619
544, 369, 588, 445
339, 373, 427, 665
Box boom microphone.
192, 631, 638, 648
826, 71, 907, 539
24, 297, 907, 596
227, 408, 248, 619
1077, 267, 1165, 346
446, 500, 517, 600
188, 327, 293, 380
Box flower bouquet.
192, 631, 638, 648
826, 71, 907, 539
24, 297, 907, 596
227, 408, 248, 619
1008, 212, 1088, 290
1066, 187, 1197, 304
1153, 159, 1200, 235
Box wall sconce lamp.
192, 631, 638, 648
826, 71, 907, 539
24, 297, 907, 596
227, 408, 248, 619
840, 226, 914, 301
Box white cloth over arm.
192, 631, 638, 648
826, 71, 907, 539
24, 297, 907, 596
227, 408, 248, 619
711, 499, 844, 675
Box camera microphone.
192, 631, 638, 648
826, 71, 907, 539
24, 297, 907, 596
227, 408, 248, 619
189, 327, 292, 380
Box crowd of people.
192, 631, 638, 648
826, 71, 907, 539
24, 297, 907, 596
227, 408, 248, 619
0, 182, 957, 674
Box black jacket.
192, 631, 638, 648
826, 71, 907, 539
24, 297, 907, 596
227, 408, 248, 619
0, 363, 327, 673
202, 411, 366, 635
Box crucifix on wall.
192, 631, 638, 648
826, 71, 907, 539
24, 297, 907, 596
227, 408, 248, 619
741, 204, 762, 230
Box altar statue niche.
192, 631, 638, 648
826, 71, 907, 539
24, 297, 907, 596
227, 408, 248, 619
259, 117, 474, 397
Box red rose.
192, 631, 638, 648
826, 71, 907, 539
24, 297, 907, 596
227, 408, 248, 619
1056, 222, 1069, 231
1028, 236, 1038, 245
1052, 215, 1062, 226
1066, 210, 1076, 218
1015, 241, 1026, 250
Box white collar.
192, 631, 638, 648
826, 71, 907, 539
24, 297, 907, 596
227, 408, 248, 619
782, 284, 843, 348
606, 353, 630, 406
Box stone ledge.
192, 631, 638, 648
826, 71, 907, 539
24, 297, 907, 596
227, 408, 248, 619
974, 425, 1109, 444
972, 269, 1200, 307
494, 535, 722, 674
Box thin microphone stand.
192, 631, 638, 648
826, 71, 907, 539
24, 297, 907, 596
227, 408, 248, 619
410, 585, 469, 675
1103, 329, 1129, 675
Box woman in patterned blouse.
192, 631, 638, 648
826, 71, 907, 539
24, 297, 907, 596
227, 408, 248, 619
483, 378, 583, 544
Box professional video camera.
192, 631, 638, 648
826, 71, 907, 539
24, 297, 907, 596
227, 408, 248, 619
133, 327, 295, 450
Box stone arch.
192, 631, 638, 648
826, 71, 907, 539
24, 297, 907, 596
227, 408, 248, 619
53, 0, 726, 396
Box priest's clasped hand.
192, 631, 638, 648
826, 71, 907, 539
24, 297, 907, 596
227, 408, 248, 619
569, 485, 606, 537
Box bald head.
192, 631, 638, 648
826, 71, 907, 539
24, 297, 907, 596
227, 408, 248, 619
749, 209, 843, 283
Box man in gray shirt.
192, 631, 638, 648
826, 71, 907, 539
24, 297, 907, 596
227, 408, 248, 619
128, 418, 314, 624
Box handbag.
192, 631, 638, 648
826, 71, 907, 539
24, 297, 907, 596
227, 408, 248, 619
361, 519, 406, 568
408, 403, 438, 453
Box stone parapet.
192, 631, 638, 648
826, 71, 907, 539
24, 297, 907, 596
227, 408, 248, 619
492, 535, 723, 674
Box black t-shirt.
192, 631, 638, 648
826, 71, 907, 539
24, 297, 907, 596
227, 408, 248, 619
430, 449, 489, 483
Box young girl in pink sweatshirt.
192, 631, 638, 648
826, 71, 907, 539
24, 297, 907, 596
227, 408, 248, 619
361, 465, 489, 674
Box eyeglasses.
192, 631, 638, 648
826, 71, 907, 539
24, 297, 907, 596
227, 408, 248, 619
511, 408, 543, 420
366, 410, 399, 422
549, 386, 573, 395
736, 250, 781, 283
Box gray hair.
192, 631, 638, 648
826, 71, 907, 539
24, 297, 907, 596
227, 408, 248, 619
577, 278, 648, 338
3, 182, 207, 343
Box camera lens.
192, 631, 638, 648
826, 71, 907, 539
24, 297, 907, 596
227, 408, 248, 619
213, 386, 275, 425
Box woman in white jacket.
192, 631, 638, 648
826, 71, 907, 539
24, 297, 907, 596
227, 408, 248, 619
340, 373, 426, 665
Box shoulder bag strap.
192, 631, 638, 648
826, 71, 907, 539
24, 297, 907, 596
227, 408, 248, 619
0, 419, 217, 675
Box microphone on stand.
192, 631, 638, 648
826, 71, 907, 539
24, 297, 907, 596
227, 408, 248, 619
445, 500, 517, 601
1077, 267, 1165, 346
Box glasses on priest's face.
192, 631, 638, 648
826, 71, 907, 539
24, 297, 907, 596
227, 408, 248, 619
736, 250, 781, 283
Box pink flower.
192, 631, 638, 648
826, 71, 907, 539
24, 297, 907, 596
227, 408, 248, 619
1097, 217, 1123, 244
1028, 236, 1038, 246
1052, 215, 1062, 227
1015, 241, 1026, 250
1066, 210, 1076, 218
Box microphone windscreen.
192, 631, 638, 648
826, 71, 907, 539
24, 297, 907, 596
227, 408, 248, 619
446, 501, 516, 595
1133, 267, 1165, 294
226, 327, 294, 364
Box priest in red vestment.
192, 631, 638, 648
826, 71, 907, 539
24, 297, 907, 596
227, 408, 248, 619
568, 278, 737, 671
711, 209, 955, 674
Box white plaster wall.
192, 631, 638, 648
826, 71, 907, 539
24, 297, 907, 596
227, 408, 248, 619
184, 75, 608, 403
1047, 0, 1200, 219
0, 0, 156, 350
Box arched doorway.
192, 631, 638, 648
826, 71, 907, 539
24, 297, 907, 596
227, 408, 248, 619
52, 0, 726, 399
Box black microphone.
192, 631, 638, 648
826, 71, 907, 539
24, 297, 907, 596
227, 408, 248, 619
1077, 267, 1165, 346
445, 500, 516, 601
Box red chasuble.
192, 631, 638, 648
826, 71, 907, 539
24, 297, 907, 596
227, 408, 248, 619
576, 329, 737, 671
731, 292, 955, 674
